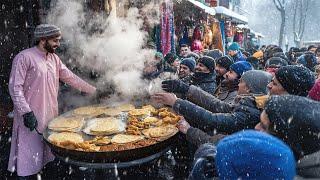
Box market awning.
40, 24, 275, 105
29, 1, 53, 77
186, 0, 216, 16
214, 6, 248, 24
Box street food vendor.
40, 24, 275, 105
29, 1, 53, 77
7, 24, 96, 179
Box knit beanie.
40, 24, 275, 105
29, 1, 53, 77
252, 50, 263, 59
181, 57, 196, 72
264, 95, 320, 159
275, 65, 315, 96
228, 42, 240, 51
34, 24, 61, 39
265, 57, 288, 68
198, 56, 215, 72
241, 70, 272, 95
216, 130, 296, 180
229, 61, 253, 78
164, 53, 179, 64
205, 49, 223, 60
215, 56, 234, 71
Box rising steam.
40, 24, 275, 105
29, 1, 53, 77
46, 0, 162, 99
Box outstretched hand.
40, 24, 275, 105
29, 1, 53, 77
162, 80, 190, 94
177, 118, 191, 134
151, 93, 178, 106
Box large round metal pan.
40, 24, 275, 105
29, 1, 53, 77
43, 129, 179, 163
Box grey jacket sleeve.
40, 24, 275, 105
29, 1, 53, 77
186, 85, 234, 113
186, 127, 226, 148
173, 98, 258, 134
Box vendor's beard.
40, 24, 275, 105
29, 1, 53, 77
44, 41, 56, 53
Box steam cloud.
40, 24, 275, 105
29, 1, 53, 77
46, 0, 162, 100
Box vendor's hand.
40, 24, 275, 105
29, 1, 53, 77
22, 111, 38, 131
162, 80, 190, 94
151, 93, 178, 106
177, 118, 191, 134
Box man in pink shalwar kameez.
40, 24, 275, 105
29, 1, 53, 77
8, 24, 96, 178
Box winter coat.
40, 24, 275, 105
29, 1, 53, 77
191, 72, 217, 94
214, 79, 238, 104
185, 85, 235, 114
308, 79, 320, 101
231, 51, 246, 62
180, 74, 193, 85
8, 47, 96, 176
186, 127, 226, 148
173, 94, 261, 134
188, 143, 218, 180
265, 95, 320, 160
297, 150, 320, 178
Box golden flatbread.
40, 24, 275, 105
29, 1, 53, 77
128, 109, 150, 117
142, 125, 178, 138
103, 108, 123, 116
116, 104, 135, 112
48, 132, 84, 144
48, 116, 84, 132
111, 134, 144, 144
73, 106, 107, 116
87, 136, 111, 146
83, 117, 124, 135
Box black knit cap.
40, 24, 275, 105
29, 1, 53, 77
275, 65, 315, 96
264, 95, 320, 159
198, 56, 216, 72
265, 57, 288, 68
215, 56, 234, 71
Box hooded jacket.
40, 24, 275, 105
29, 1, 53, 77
265, 95, 320, 160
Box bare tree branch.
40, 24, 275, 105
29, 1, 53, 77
293, 0, 297, 39
300, 0, 310, 39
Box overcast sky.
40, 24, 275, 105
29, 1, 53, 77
240, 0, 320, 48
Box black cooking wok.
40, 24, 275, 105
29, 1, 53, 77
43, 129, 179, 163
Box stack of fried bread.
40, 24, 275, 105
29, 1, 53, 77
48, 116, 84, 132
83, 117, 124, 135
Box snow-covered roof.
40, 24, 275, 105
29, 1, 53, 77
186, 0, 216, 16
214, 6, 248, 24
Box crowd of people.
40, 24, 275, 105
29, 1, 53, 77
6, 22, 320, 179
146, 41, 320, 179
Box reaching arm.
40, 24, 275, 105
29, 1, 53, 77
173, 99, 258, 134
58, 60, 96, 94
186, 85, 234, 113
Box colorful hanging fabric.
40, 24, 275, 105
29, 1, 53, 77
219, 20, 226, 54
160, 1, 175, 56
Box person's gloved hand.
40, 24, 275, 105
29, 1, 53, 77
23, 112, 38, 131
161, 80, 190, 94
